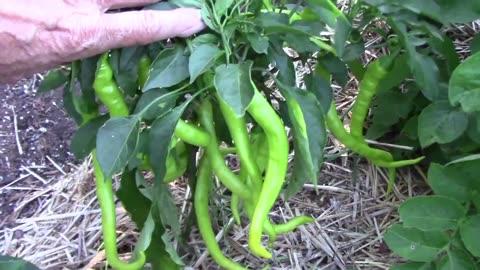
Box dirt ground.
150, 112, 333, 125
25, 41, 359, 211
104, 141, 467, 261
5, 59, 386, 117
0, 75, 77, 227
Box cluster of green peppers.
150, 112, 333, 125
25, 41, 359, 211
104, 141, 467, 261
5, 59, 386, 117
87, 52, 316, 270
85, 49, 425, 269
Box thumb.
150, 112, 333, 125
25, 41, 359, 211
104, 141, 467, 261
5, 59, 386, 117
95, 8, 205, 50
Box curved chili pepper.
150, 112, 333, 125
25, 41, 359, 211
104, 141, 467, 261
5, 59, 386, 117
195, 156, 248, 270
247, 87, 289, 259
175, 120, 211, 148
92, 52, 145, 269
350, 55, 398, 142
326, 102, 424, 194
273, 216, 314, 234
138, 54, 152, 90
197, 99, 251, 201
93, 53, 130, 118
326, 102, 423, 167
93, 151, 146, 270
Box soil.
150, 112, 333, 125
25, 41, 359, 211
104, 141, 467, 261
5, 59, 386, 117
0, 75, 77, 226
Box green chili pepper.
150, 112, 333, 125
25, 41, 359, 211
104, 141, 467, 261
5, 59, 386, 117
217, 97, 264, 226
175, 120, 210, 148
326, 102, 424, 194
217, 97, 263, 193
247, 87, 289, 259
326, 102, 423, 167
138, 54, 152, 90
197, 99, 251, 201
273, 216, 314, 234
195, 156, 248, 270
163, 140, 188, 183
93, 52, 145, 269
93, 151, 146, 270
350, 56, 395, 142
94, 53, 130, 118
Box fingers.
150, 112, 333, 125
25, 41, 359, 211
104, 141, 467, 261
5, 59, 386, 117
95, 8, 205, 50
97, 0, 159, 10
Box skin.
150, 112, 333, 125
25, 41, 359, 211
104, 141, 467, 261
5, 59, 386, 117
0, 0, 205, 83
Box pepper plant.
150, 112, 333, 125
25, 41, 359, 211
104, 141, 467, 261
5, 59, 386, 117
22, 0, 480, 269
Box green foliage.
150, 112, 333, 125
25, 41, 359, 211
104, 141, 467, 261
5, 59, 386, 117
387, 157, 480, 268
0, 256, 41, 270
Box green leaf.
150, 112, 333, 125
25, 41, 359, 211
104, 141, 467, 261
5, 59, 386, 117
200, 3, 218, 32
96, 116, 140, 178
377, 53, 411, 93
279, 86, 327, 198
366, 87, 417, 140
471, 33, 480, 55
389, 20, 441, 101
432, 0, 480, 23
411, 54, 441, 101
134, 89, 177, 121
427, 160, 480, 203
70, 114, 109, 160
0, 256, 40, 270
459, 214, 480, 257
109, 47, 144, 96
39, 68, 69, 93
399, 195, 466, 231
169, 0, 202, 8
214, 0, 234, 16
306, 0, 347, 28
304, 72, 332, 115
116, 171, 181, 269
144, 2, 178, 10
149, 186, 184, 266
418, 101, 469, 148
135, 212, 155, 252
214, 61, 255, 117
143, 45, 189, 91
62, 82, 83, 126
78, 56, 100, 114
474, 193, 480, 211
127, 130, 149, 171
247, 33, 269, 54
449, 52, 480, 113
317, 53, 348, 87
268, 39, 296, 86
117, 170, 151, 228
191, 34, 220, 49
428, 35, 460, 75
439, 248, 478, 270
149, 104, 189, 184
333, 16, 352, 58
384, 223, 449, 262
188, 44, 221, 83
390, 262, 436, 270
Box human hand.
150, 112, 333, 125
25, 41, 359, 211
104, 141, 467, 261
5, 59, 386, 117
0, 0, 205, 83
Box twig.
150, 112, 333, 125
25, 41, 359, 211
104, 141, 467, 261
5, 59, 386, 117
364, 139, 414, 151
46, 156, 66, 175
10, 106, 23, 155
21, 166, 48, 185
